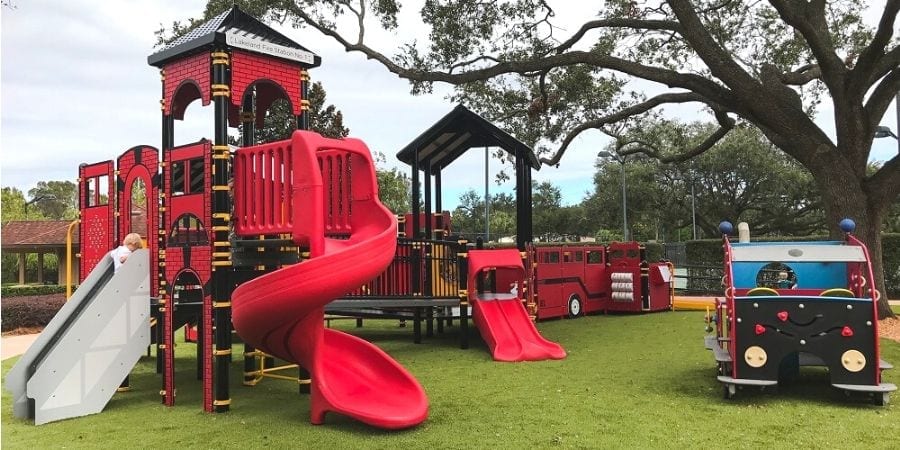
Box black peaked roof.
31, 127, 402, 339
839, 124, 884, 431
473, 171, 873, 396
148, 6, 321, 67
396, 104, 541, 172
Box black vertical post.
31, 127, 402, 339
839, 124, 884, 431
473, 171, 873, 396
423, 165, 434, 337
297, 69, 310, 130
297, 67, 311, 393
515, 155, 527, 250
424, 165, 432, 239
240, 89, 257, 385
523, 163, 533, 245
159, 68, 175, 405
458, 239, 469, 349
411, 156, 421, 238
210, 49, 232, 413
435, 170, 442, 219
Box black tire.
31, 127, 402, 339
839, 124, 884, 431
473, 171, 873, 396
567, 294, 582, 318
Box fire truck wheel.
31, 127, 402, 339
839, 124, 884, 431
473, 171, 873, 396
567, 294, 582, 318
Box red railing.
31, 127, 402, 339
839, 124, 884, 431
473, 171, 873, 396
233, 132, 357, 251
233, 140, 294, 235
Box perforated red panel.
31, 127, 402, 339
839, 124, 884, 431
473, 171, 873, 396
79, 161, 115, 282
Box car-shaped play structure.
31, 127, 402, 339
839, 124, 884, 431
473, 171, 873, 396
706, 220, 895, 405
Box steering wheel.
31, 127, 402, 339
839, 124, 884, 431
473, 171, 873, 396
746, 287, 779, 296
820, 288, 855, 297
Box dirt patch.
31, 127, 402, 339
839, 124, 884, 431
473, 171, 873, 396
880, 317, 900, 343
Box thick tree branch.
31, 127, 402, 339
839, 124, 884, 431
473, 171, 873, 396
851, 0, 899, 87
866, 155, 900, 210
282, 3, 735, 106
538, 92, 724, 166
871, 46, 900, 83
665, 0, 760, 95
779, 64, 822, 85
618, 110, 736, 164
554, 18, 682, 54
767, 0, 847, 93
864, 69, 900, 131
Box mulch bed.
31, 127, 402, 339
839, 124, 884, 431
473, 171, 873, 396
880, 317, 900, 343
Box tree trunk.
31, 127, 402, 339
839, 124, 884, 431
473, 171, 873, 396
819, 171, 896, 319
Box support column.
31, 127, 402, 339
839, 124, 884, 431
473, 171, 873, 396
18, 252, 26, 285
210, 49, 233, 413
297, 69, 310, 130
412, 157, 421, 238
37, 253, 44, 284
158, 67, 175, 406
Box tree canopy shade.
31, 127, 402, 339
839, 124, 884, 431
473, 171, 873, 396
176, 0, 897, 316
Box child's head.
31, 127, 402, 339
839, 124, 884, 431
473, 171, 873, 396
778, 271, 788, 280
123, 233, 143, 251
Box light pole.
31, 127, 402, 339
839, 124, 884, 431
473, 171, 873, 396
597, 151, 627, 241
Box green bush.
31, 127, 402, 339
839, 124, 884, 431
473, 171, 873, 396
643, 242, 663, 262
1, 294, 66, 329
1, 284, 67, 297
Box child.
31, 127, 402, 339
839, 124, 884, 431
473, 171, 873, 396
775, 271, 794, 289
110, 233, 143, 273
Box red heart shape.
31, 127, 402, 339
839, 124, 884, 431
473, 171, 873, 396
841, 326, 853, 337
777, 311, 789, 321
755, 324, 766, 335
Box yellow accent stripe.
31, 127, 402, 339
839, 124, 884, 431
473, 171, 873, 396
212, 153, 230, 160
211, 144, 230, 150
212, 185, 229, 191
213, 349, 232, 356
212, 226, 230, 232
213, 212, 230, 220
211, 51, 229, 59
214, 301, 231, 308
213, 252, 231, 258
212, 261, 233, 267
214, 241, 231, 247
213, 399, 231, 406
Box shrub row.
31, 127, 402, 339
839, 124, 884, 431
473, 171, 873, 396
2, 293, 67, 330
1, 284, 68, 297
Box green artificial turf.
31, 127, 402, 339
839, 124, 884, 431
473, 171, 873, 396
3, 311, 898, 448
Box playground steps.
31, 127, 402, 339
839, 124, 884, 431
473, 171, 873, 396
5, 250, 151, 425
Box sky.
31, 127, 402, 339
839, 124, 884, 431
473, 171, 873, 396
1, 1, 897, 213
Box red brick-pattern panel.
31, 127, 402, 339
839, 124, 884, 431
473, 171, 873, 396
117, 146, 160, 296
231, 50, 303, 115
163, 53, 211, 117
78, 161, 115, 282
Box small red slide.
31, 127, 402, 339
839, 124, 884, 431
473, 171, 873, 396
468, 250, 566, 362
231, 132, 427, 429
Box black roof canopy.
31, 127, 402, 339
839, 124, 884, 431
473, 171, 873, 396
396, 104, 541, 172
148, 6, 321, 68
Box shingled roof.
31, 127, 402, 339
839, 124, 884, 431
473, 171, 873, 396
148, 6, 321, 68
1, 220, 79, 251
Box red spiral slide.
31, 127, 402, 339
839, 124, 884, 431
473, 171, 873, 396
231, 131, 427, 429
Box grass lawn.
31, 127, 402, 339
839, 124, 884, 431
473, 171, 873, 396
3, 311, 898, 448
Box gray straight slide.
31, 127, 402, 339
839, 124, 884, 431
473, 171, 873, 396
5, 249, 151, 425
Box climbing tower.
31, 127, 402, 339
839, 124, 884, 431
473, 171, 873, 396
146, 6, 320, 412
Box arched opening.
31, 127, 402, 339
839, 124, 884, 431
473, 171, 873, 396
756, 262, 797, 289
168, 213, 209, 246
130, 178, 148, 241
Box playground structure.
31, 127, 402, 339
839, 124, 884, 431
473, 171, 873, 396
527, 242, 673, 320
5, 6, 675, 427
706, 220, 896, 404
